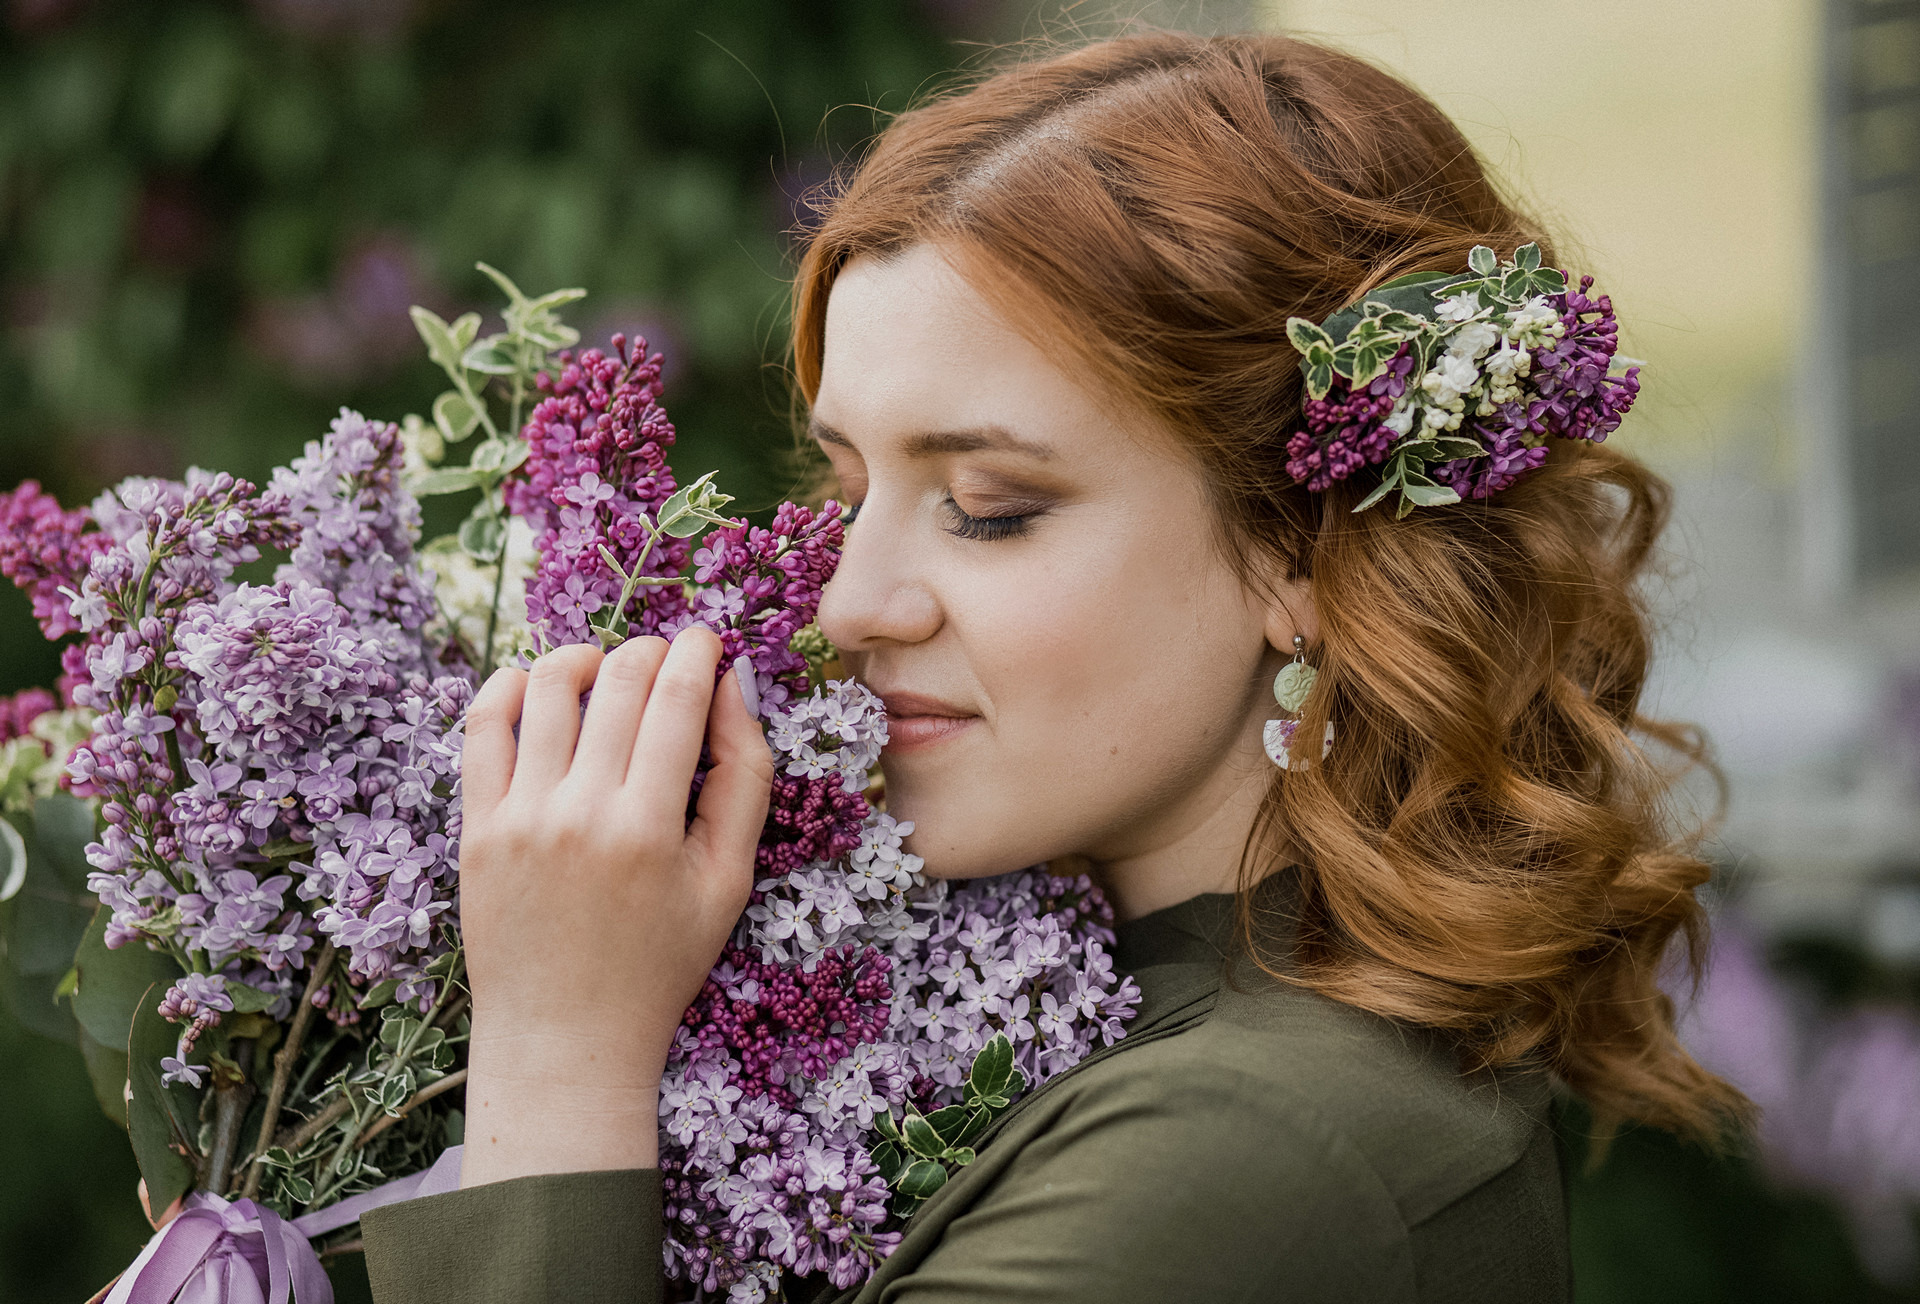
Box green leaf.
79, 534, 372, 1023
896, 1159, 949, 1199
1425, 437, 1486, 461
1351, 472, 1401, 514
1468, 245, 1498, 276
69, 907, 184, 1050
924, 1105, 973, 1146
0, 817, 24, 903
526, 287, 588, 314
449, 312, 483, 352
953, 1108, 993, 1150
902, 1112, 945, 1160
870, 1139, 903, 1183
409, 306, 464, 374
432, 391, 481, 444
1302, 359, 1335, 401
412, 468, 485, 497
461, 338, 519, 376
77, 1023, 129, 1126
458, 511, 507, 562
1285, 317, 1332, 353
1399, 480, 1462, 508
283, 1174, 314, 1204
222, 979, 278, 1015
128, 982, 198, 1214
970, 1034, 1015, 1100
1514, 243, 1542, 271
379, 1073, 412, 1115
33, 793, 98, 888
474, 262, 531, 310
947, 1146, 976, 1166
469, 438, 528, 475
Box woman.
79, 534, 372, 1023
362, 31, 1747, 1303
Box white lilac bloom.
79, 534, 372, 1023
1435, 290, 1483, 322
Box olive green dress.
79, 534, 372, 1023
361, 889, 1570, 1303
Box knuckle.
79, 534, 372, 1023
529, 644, 602, 685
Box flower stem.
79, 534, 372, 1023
202, 1038, 256, 1195
238, 943, 334, 1199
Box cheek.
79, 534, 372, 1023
890, 527, 1267, 873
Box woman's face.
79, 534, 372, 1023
811, 245, 1312, 901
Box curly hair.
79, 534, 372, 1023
791, 31, 1750, 1143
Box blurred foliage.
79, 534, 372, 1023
0, 1, 1911, 1299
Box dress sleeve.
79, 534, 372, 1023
872, 1061, 1417, 1304
360, 1168, 664, 1304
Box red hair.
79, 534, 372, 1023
793, 32, 1748, 1142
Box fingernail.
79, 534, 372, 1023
733, 654, 762, 721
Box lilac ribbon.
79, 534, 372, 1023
103, 1146, 464, 1304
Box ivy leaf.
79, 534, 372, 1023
1514, 243, 1542, 271
1285, 317, 1332, 354
1467, 245, 1498, 276
1334, 317, 1404, 388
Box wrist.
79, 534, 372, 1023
459, 1025, 664, 1188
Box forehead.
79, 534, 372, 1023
812, 244, 1168, 463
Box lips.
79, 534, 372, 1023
876, 691, 977, 754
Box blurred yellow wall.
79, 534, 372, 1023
1262, 0, 1818, 471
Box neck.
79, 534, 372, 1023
1088, 749, 1274, 922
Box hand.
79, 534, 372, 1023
455, 627, 772, 1186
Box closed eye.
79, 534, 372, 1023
942, 494, 1035, 542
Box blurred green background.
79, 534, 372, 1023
0, 1, 1913, 1301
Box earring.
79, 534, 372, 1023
1263, 635, 1333, 770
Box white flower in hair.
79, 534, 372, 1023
1445, 319, 1501, 363
1435, 290, 1483, 322
1421, 354, 1479, 405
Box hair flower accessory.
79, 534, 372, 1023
1283, 243, 1641, 516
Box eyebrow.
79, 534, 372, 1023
808, 418, 1056, 462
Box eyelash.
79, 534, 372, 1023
942, 494, 1035, 542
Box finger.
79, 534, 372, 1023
687, 665, 775, 889
462, 667, 529, 816
513, 644, 605, 793
624, 627, 725, 824
572, 636, 670, 781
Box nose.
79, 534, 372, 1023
817, 500, 942, 653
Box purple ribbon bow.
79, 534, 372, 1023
102, 1145, 465, 1304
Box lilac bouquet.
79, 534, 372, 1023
0, 267, 1139, 1303
1282, 243, 1640, 515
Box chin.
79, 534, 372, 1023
881, 768, 1055, 882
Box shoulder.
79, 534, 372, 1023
1059, 963, 1557, 1228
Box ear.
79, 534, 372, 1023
1261, 575, 1320, 655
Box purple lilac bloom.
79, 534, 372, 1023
273, 409, 438, 672
0, 480, 109, 643
1432, 277, 1641, 500
507, 336, 690, 649
1284, 349, 1414, 492
0, 687, 56, 742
